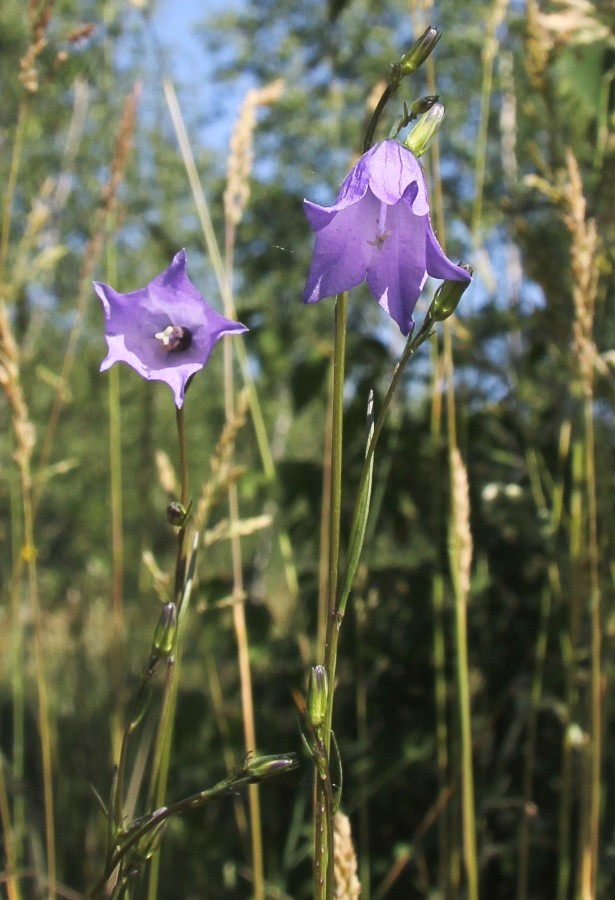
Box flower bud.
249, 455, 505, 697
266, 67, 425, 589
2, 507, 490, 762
167, 501, 187, 526
307, 665, 329, 731
243, 754, 299, 783
410, 94, 440, 118
399, 26, 441, 77
151, 602, 177, 659
429, 265, 473, 321
404, 102, 445, 158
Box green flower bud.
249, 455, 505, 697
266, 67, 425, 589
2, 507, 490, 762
404, 101, 445, 158
167, 501, 187, 526
243, 754, 299, 783
429, 265, 473, 321
410, 94, 440, 118
399, 26, 441, 77
307, 665, 328, 731
151, 602, 177, 659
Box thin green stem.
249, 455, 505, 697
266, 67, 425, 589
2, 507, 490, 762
443, 321, 478, 900
318, 367, 334, 657
145, 408, 190, 899
355, 598, 371, 899
325, 292, 348, 646
175, 406, 189, 508
226, 465, 263, 891
107, 256, 125, 763
8, 442, 25, 884
558, 434, 583, 900
223, 190, 264, 899
315, 290, 347, 900
470, 0, 510, 240
145, 657, 178, 900
93, 769, 269, 899
22, 475, 56, 899
314, 301, 436, 899
429, 339, 451, 898
579, 384, 601, 898
363, 84, 394, 152
0, 755, 20, 900
1, 96, 29, 897
337, 316, 436, 624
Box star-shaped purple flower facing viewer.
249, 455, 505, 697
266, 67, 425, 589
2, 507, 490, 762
303, 140, 471, 335
94, 250, 247, 408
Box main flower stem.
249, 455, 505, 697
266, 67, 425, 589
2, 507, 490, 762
176, 406, 189, 507
314, 308, 436, 899
145, 406, 189, 900
314, 291, 347, 900
363, 84, 394, 152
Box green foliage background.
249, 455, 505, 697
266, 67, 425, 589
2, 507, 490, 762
1, 0, 614, 897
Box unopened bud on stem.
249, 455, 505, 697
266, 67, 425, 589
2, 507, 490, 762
307, 665, 329, 731
243, 754, 299, 783
399, 26, 441, 77
429, 265, 473, 321
151, 602, 177, 660
167, 501, 187, 527
410, 95, 440, 118
404, 101, 445, 157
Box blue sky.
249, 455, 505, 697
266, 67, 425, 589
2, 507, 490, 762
149, 0, 248, 150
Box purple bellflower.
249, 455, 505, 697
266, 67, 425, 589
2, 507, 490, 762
303, 140, 471, 335
94, 250, 247, 408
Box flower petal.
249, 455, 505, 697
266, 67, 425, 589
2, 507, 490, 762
303, 192, 380, 303
365, 201, 428, 335
367, 142, 429, 214
425, 223, 473, 284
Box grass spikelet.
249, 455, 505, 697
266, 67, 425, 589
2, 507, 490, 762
534, 0, 611, 49
562, 149, 600, 385
19, 0, 54, 92
0, 302, 35, 473
333, 810, 361, 899
203, 514, 272, 548
224, 79, 285, 230
450, 447, 473, 600
524, 0, 551, 89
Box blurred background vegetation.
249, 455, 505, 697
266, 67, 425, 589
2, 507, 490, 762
1, 0, 614, 897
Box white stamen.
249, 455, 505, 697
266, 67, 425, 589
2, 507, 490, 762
155, 324, 189, 352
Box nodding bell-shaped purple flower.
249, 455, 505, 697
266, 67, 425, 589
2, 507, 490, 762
302, 140, 471, 336
94, 250, 247, 408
